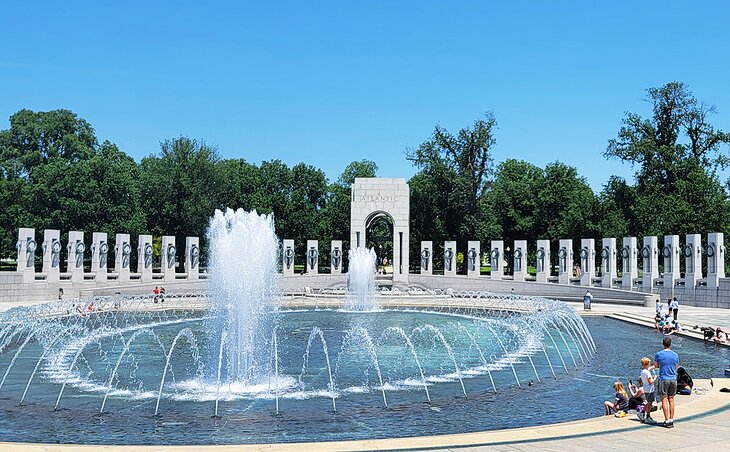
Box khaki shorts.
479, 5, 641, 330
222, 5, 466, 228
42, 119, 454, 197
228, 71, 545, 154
656, 379, 677, 398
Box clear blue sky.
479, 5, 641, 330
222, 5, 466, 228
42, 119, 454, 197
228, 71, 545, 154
2, 1, 729, 191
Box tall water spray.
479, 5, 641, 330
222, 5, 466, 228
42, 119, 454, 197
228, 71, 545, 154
206, 208, 280, 383
346, 247, 378, 310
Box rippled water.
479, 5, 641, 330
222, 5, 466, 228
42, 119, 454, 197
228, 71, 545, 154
0, 312, 726, 445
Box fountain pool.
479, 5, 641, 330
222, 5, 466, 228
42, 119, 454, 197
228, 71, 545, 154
0, 209, 726, 445
0, 301, 727, 445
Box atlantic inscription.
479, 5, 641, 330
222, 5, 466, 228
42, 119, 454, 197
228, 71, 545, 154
352, 192, 399, 203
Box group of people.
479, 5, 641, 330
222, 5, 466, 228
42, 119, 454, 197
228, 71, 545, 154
654, 297, 682, 334
152, 286, 166, 303
71, 301, 95, 317
604, 337, 689, 428
652, 296, 729, 345
695, 325, 729, 344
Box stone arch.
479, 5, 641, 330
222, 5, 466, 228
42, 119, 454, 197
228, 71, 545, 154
364, 210, 394, 267
350, 178, 409, 283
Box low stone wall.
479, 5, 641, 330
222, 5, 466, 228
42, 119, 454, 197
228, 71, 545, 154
4, 269, 730, 309
408, 274, 651, 305
279, 274, 347, 291
0, 273, 23, 302
653, 281, 730, 309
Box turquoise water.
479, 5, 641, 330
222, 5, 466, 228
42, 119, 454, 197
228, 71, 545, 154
0, 308, 726, 445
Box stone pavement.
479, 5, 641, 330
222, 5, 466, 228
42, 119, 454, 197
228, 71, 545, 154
448, 408, 730, 451
564, 299, 730, 333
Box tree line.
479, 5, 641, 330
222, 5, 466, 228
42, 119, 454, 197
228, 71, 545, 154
1, 82, 728, 271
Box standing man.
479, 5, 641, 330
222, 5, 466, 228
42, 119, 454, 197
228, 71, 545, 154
583, 290, 593, 311
671, 297, 679, 321
653, 336, 679, 428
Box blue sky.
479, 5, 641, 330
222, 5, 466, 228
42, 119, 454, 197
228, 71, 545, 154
2, 1, 729, 190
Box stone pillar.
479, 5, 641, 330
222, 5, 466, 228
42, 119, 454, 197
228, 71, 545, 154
282, 239, 295, 275
706, 232, 725, 289
558, 239, 573, 284
185, 237, 200, 280
600, 238, 616, 288
490, 240, 505, 280
641, 236, 659, 290
91, 232, 109, 282
467, 240, 480, 278
161, 236, 177, 282
115, 234, 132, 283
443, 241, 456, 276
306, 240, 319, 274
138, 234, 153, 282
684, 233, 702, 290
420, 241, 432, 275
330, 240, 343, 274
16, 228, 36, 283
42, 229, 61, 283
622, 237, 638, 289
662, 235, 680, 289
66, 231, 85, 284
393, 224, 409, 283
579, 239, 595, 286
535, 239, 551, 283
513, 240, 527, 281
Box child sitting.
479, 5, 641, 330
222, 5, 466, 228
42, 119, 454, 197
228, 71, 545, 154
604, 381, 629, 415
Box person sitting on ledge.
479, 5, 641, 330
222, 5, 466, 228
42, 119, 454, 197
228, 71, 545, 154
714, 327, 728, 344
654, 312, 663, 332
604, 381, 629, 415
695, 325, 715, 341
662, 315, 674, 334
627, 378, 645, 411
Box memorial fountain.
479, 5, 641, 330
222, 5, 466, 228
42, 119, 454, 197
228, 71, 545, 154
6, 208, 724, 445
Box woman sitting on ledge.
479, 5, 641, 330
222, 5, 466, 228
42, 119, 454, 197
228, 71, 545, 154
604, 381, 629, 415
627, 379, 645, 411
714, 327, 728, 344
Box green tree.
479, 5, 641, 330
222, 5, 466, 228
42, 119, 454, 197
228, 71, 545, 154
214, 158, 261, 211
26, 141, 146, 238
605, 82, 730, 237
286, 163, 328, 256
139, 137, 219, 262
322, 160, 378, 267
535, 162, 599, 241
0, 110, 146, 258
255, 159, 294, 235
408, 113, 496, 212
596, 176, 636, 239
481, 159, 543, 243
0, 109, 97, 178
407, 114, 497, 269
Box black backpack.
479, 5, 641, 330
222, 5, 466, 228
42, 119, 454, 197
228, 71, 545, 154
677, 366, 693, 394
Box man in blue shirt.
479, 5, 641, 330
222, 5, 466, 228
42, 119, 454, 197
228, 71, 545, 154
653, 336, 679, 428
